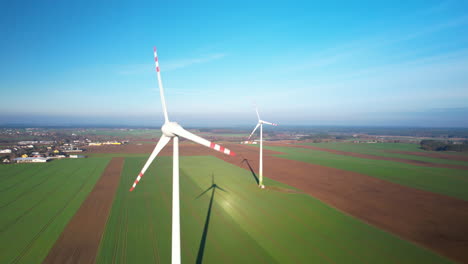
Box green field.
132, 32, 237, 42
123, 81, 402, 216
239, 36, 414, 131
299, 142, 468, 166
0, 158, 109, 264
96, 156, 451, 263
264, 145, 468, 201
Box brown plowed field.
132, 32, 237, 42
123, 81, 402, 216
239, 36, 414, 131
84, 142, 468, 263
388, 150, 468, 162
43, 157, 124, 264
269, 143, 468, 170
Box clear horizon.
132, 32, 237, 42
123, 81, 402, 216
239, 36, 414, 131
1, 0, 468, 127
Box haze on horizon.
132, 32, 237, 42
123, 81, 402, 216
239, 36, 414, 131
1, 0, 468, 127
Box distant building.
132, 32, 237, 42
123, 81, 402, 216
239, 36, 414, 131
47, 155, 66, 159
103, 141, 122, 145
13, 157, 51, 163
0, 149, 12, 154
69, 155, 86, 158
18, 141, 38, 145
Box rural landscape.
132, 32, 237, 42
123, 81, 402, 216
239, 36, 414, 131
1, 127, 467, 263
1, 0, 468, 263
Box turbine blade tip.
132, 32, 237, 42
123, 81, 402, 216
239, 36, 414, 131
129, 187, 134, 192
230, 152, 236, 157
153, 46, 157, 52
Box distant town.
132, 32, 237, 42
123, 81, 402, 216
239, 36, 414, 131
1, 127, 467, 164
0, 128, 128, 164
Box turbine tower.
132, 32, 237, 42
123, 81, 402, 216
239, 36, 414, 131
247, 106, 277, 188
130, 47, 236, 264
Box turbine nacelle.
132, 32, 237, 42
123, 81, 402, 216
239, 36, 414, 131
162, 122, 182, 137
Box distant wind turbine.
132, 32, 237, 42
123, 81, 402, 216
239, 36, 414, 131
129, 47, 236, 264
247, 106, 277, 188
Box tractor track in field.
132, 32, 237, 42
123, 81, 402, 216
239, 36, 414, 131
0, 165, 50, 192
43, 157, 123, 264
0, 165, 42, 186
143, 188, 161, 263
275, 144, 468, 171
11, 165, 101, 264
0, 166, 68, 209
0, 166, 83, 234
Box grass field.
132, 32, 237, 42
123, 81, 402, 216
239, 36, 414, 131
299, 142, 468, 166
264, 145, 468, 201
0, 158, 109, 264
96, 156, 451, 263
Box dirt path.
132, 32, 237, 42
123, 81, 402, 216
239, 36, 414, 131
269, 143, 468, 170
387, 150, 468, 162
42, 157, 124, 264
211, 144, 468, 264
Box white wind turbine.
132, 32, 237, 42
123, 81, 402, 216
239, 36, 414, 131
247, 106, 277, 188
129, 47, 236, 264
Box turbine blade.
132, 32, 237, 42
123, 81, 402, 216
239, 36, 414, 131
216, 185, 227, 192
255, 107, 260, 121
247, 123, 260, 140
130, 135, 171, 191
153, 46, 170, 123
171, 126, 236, 156
196, 186, 214, 199
262, 120, 278, 126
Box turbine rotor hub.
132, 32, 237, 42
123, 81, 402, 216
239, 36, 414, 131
162, 122, 182, 137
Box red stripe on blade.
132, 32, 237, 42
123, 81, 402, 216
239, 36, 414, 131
156, 66, 160, 72
230, 151, 236, 156
210, 142, 215, 149
219, 146, 225, 153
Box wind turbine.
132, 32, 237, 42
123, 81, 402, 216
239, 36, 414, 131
247, 107, 277, 189
129, 47, 236, 264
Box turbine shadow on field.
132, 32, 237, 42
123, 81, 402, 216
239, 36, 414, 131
241, 158, 259, 185
195, 173, 227, 264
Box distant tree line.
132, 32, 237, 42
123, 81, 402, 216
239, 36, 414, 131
420, 140, 468, 152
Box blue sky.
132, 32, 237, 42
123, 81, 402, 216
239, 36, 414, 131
1, 0, 468, 127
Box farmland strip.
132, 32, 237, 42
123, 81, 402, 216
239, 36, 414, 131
42, 157, 124, 264
0, 166, 82, 233
388, 150, 468, 162
283, 144, 468, 171
11, 164, 102, 264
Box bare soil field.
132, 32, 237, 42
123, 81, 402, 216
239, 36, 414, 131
270, 143, 468, 170
87, 142, 468, 263
42, 157, 124, 264
388, 150, 468, 162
